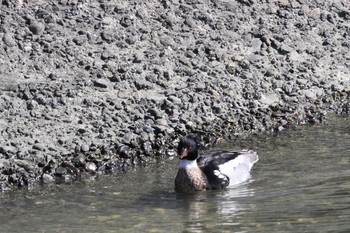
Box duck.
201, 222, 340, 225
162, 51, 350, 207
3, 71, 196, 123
174, 135, 259, 192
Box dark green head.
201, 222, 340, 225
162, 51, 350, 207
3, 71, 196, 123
177, 136, 199, 160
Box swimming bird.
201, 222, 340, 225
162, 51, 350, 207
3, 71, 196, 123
174, 135, 258, 192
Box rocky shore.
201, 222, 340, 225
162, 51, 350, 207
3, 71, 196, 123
0, 0, 349, 191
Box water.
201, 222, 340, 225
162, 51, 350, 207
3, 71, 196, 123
0, 117, 350, 233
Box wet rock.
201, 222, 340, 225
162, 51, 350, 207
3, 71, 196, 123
85, 162, 97, 172
166, 149, 176, 157
142, 141, 153, 156
42, 174, 55, 184
15, 159, 34, 172
55, 166, 67, 176
73, 154, 86, 167
118, 145, 132, 158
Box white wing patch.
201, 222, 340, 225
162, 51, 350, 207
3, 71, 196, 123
217, 153, 258, 187
213, 170, 228, 180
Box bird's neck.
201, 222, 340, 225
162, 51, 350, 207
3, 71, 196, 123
179, 159, 199, 169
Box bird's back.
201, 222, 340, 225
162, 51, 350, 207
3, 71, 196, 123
198, 150, 258, 188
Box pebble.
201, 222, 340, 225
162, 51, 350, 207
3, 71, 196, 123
73, 154, 86, 166
55, 167, 67, 176
195, 82, 206, 91
85, 162, 97, 172
167, 95, 182, 104
0, 146, 17, 158
15, 159, 33, 172
80, 144, 90, 153
142, 141, 153, 155
118, 145, 132, 158
73, 35, 88, 45
308, 8, 321, 20
93, 78, 110, 88
280, 43, 293, 54
251, 38, 262, 51
28, 22, 45, 35
3, 33, 16, 47
42, 174, 55, 184
148, 108, 163, 119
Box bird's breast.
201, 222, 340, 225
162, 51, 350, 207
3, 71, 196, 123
175, 168, 208, 192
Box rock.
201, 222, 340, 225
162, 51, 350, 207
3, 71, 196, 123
118, 145, 132, 158
148, 107, 163, 119
279, 43, 293, 54
135, 78, 153, 90
142, 141, 153, 155
260, 93, 280, 107
73, 154, 86, 166
0, 74, 19, 91
55, 166, 67, 176
226, 62, 237, 75
303, 88, 323, 101
160, 36, 175, 48
85, 162, 97, 172
120, 15, 133, 27
308, 8, 321, 20
80, 144, 90, 153
102, 17, 114, 25
0, 146, 17, 158
185, 18, 197, 28
26, 100, 38, 110
93, 78, 110, 88
3, 33, 16, 47
28, 22, 45, 35
153, 124, 174, 134
101, 30, 115, 43
251, 38, 262, 51
167, 95, 182, 104
195, 82, 206, 91
304, 90, 317, 100
73, 34, 88, 45
42, 174, 55, 184
33, 143, 45, 151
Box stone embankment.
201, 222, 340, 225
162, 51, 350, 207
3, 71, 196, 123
0, 0, 349, 190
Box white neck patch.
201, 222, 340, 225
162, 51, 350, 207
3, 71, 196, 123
179, 159, 199, 169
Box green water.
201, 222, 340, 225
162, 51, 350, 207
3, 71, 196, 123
0, 117, 349, 232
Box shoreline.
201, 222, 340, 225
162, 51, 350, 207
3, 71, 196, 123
0, 0, 349, 191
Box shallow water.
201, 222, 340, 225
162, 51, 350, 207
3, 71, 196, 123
1, 117, 350, 233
